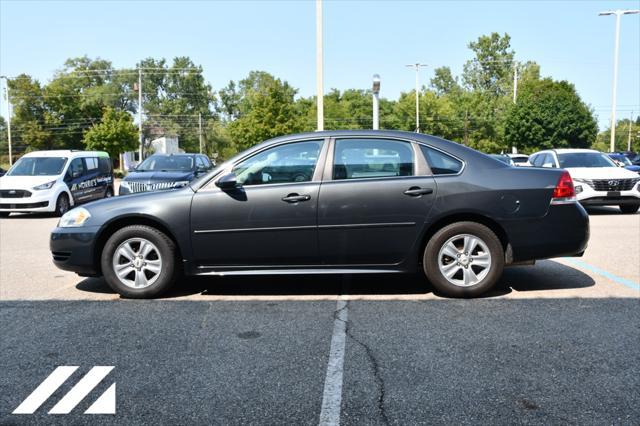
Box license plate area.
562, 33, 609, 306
607, 191, 621, 197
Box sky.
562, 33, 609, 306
1, 0, 639, 131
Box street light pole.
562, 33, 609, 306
316, 0, 324, 131
406, 63, 427, 133
372, 74, 380, 130
138, 68, 143, 162
599, 9, 640, 153
0, 76, 12, 166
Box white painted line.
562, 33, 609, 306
13, 366, 78, 414
319, 298, 348, 426
49, 366, 114, 414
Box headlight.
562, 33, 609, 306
58, 207, 92, 228
173, 181, 190, 188
33, 180, 56, 190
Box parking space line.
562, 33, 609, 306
564, 258, 640, 291
319, 298, 349, 426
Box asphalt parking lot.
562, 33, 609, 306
0, 207, 638, 424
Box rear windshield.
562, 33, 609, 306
558, 153, 616, 168
511, 157, 528, 164
7, 157, 67, 176
137, 155, 194, 172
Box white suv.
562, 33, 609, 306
529, 149, 640, 214
0, 150, 114, 217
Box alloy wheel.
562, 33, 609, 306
112, 238, 163, 289
437, 233, 492, 287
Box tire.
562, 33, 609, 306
423, 221, 504, 298
619, 204, 639, 214
105, 187, 114, 198
54, 193, 70, 217
101, 225, 178, 298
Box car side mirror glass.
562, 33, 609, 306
216, 172, 241, 190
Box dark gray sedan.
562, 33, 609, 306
51, 130, 589, 298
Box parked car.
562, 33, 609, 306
608, 153, 640, 173
119, 153, 213, 195
51, 130, 589, 299
529, 149, 640, 213
1, 150, 114, 217
489, 154, 515, 166
506, 153, 531, 166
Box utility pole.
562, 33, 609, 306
464, 110, 469, 146
512, 62, 518, 153
372, 74, 380, 130
628, 111, 634, 152
0, 76, 12, 165
137, 68, 143, 163
599, 9, 640, 153
199, 113, 203, 154
405, 63, 427, 133
316, 0, 324, 131
512, 62, 518, 104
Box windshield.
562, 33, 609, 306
7, 157, 67, 176
558, 153, 617, 168
610, 155, 632, 166
136, 155, 194, 172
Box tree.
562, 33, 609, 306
139, 57, 216, 153
430, 67, 460, 97
226, 71, 303, 151
83, 107, 138, 159
593, 118, 640, 152
463, 32, 515, 97
505, 78, 597, 152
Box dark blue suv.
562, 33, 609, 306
119, 153, 213, 195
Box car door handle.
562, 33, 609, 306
282, 193, 311, 203
403, 187, 434, 196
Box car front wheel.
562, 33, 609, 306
101, 225, 178, 298
424, 221, 504, 298
619, 204, 639, 214
54, 193, 70, 217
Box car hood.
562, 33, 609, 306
565, 167, 639, 180
124, 171, 194, 183
0, 175, 59, 190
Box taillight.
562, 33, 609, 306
551, 171, 576, 205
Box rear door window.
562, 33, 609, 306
419, 145, 463, 175
333, 138, 414, 180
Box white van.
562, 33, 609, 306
0, 150, 114, 217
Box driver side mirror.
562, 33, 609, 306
216, 172, 241, 190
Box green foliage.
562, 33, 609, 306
463, 32, 514, 97
225, 71, 303, 151
430, 67, 460, 97
505, 78, 597, 152
593, 118, 640, 152
83, 107, 138, 158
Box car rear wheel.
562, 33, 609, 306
619, 204, 639, 214
105, 187, 114, 198
54, 193, 70, 217
424, 222, 504, 298
101, 225, 178, 298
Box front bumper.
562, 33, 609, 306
0, 191, 56, 212
574, 182, 640, 207
50, 226, 101, 276
502, 202, 590, 263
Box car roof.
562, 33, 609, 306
22, 150, 109, 159
248, 130, 487, 161
147, 153, 200, 157
551, 149, 600, 154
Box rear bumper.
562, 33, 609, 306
50, 226, 101, 276
503, 202, 590, 263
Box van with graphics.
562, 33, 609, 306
0, 150, 114, 217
